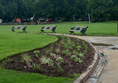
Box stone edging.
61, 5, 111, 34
73, 42, 99, 83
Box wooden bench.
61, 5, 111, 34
41, 26, 57, 33
69, 26, 88, 35
11, 26, 27, 32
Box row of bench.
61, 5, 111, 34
11, 26, 88, 35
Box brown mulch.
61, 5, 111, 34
3, 36, 95, 77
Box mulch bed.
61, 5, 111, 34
2, 36, 95, 78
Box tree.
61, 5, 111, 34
88, 0, 114, 22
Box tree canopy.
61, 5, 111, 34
0, 0, 117, 22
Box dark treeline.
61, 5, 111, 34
0, 0, 118, 22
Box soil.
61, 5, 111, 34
2, 36, 95, 78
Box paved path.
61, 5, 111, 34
49, 33, 118, 83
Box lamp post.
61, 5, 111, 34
88, 14, 90, 24
117, 20, 118, 35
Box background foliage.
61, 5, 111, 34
0, 0, 118, 22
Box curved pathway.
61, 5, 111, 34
49, 33, 118, 83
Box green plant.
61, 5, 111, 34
68, 46, 72, 49
73, 50, 79, 55
84, 44, 88, 50
71, 42, 75, 47
56, 57, 63, 63
67, 39, 71, 44
63, 43, 68, 49
34, 50, 40, 57
84, 50, 87, 53
71, 55, 77, 60
76, 46, 81, 49
79, 53, 84, 58
77, 43, 79, 45
57, 63, 64, 73
55, 48, 60, 53
60, 40, 65, 45
65, 52, 71, 56
62, 49, 69, 54
50, 53, 56, 57
77, 39, 79, 41
69, 63, 73, 67
41, 57, 53, 66
74, 58, 83, 63
21, 59, 25, 63
76, 46, 81, 51
21, 54, 31, 61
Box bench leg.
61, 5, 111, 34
52, 31, 56, 33
41, 30, 45, 33
11, 29, 15, 32
81, 32, 87, 36
23, 30, 26, 33
70, 31, 75, 35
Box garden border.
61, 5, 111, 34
47, 33, 99, 83
73, 41, 98, 83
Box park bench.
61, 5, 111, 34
11, 26, 27, 32
69, 26, 88, 35
41, 26, 57, 33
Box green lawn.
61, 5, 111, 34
26, 21, 117, 36
0, 21, 117, 83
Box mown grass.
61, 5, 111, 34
0, 68, 80, 83
0, 21, 117, 83
26, 21, 117, 36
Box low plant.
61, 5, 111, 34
32, 63, 41, 70
65, 52, 71, 56
76, 46, 81, 51
67, 39, 71, 44
71, 55, 77, 60
55, 48, 60, 53
21, 54, 31, 61
57, 63, 64, 73
84, 44, 88, 50
34, 50, 40, 57
56, 57, 63, 63
77, 38, 79, 41
84, 50, 87, 53
74, 58, 83, 63
71, 42, 75, 47
73, 50, 79, 55
63, 43, 68, 49
68, 46, 72, 49
62, 49, 69, 54
79, 53, 84, 58
69, 63, 73, 67
77, 42, 80, 45
60, 40, 65, 45
41, 57, 53, 66
50, 53, 56, 57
